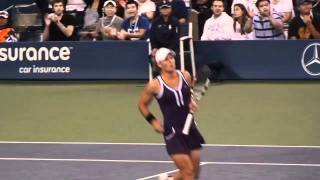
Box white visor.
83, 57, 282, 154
103, 0, 116, 7
155, 48, 175, 64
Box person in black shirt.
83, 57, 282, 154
150, 1, 179, 53
288, 0, 320, 39
150, 1, 180, 75
192, 0, 213, 39
43, 0, 77, 41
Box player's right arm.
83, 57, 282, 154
138, 79, 164, 134
181, 70, 193, 86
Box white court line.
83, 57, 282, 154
136, 162, 320, 180
0, 141, 319, 148
0, 158, 173, 163
1, 158, 319, 167
1, 157, 319, 180
202, 162, 320, 167
136, 168, 179, 180
136, 162, 207, 180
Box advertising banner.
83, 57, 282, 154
195, 40, 320, 79
1, 40, 320, 80
0, 41, 149, 80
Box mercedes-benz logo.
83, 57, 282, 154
301, 43, 320, 76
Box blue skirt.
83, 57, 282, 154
163, 127, 205, 155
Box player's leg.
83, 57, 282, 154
190, 149, 201, 179
187, 127, 205, 179
170, 153, 194, 180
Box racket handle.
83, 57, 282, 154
182, 113, 193, 135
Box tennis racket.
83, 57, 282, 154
182, 65, 211, 135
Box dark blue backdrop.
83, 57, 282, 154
0, 40, 320, 80
195, 40, 320, 80
0, 41, 149, 80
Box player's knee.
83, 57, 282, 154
181, 164, 194, 178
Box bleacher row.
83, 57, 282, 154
2, 0, 189, 42
0, 0, 319, 42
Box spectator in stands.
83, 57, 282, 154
170, 0, 188, 24
150, 1, 179, 52
192, 0, 213, 39
232, 3, 253, 40
270, 0, 294, 39
35, 0, 54, 14
288, 0, 320, 39
201, 0, 234, 40
43, 0, 77, 41
270, 0, 294, 24
252, 0, 285, 40
118, 0, 127, 17
137, 0, 156, 21
94, 0, 124, 40
231, 0, 257, 16
0, 10, 18, 42
82, 0, 125, 18
83, 0, 105, 17
78, 0, 102, 40
224, 0, 233, 15
114, 0, 126, 18
293, 0, 320, 15
117, 0, 150, 40
156, 0, 188, 24
65, 0, 87, 28
34, 0, 126, 18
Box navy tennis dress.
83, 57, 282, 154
155, 70, 205, 155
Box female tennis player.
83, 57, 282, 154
138, 47, 205, 180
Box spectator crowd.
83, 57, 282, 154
0, 0, 319, 46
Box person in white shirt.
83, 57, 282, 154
66, 0, 87, 12
270, 0, 294, 39
231, 0, 258, 16
137, 0, 156, 21
232, 3, 253, 40
201, 0, 234, 40
270, 0, 294, 24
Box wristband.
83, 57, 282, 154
145, 113, 155, 123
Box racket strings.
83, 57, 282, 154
193, 78, 210, 101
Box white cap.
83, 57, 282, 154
103, 0, 117, 7
155, 48, 175, 64
0, 11, 8, 19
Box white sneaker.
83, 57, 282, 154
158, 173, 169, 180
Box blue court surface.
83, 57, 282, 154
0, 142, 319, 180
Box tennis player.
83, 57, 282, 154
138, 48, 205, 180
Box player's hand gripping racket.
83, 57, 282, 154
182, 65, 211, 135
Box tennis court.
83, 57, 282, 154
0, 142, 319, 180
0, 81, 320, 179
